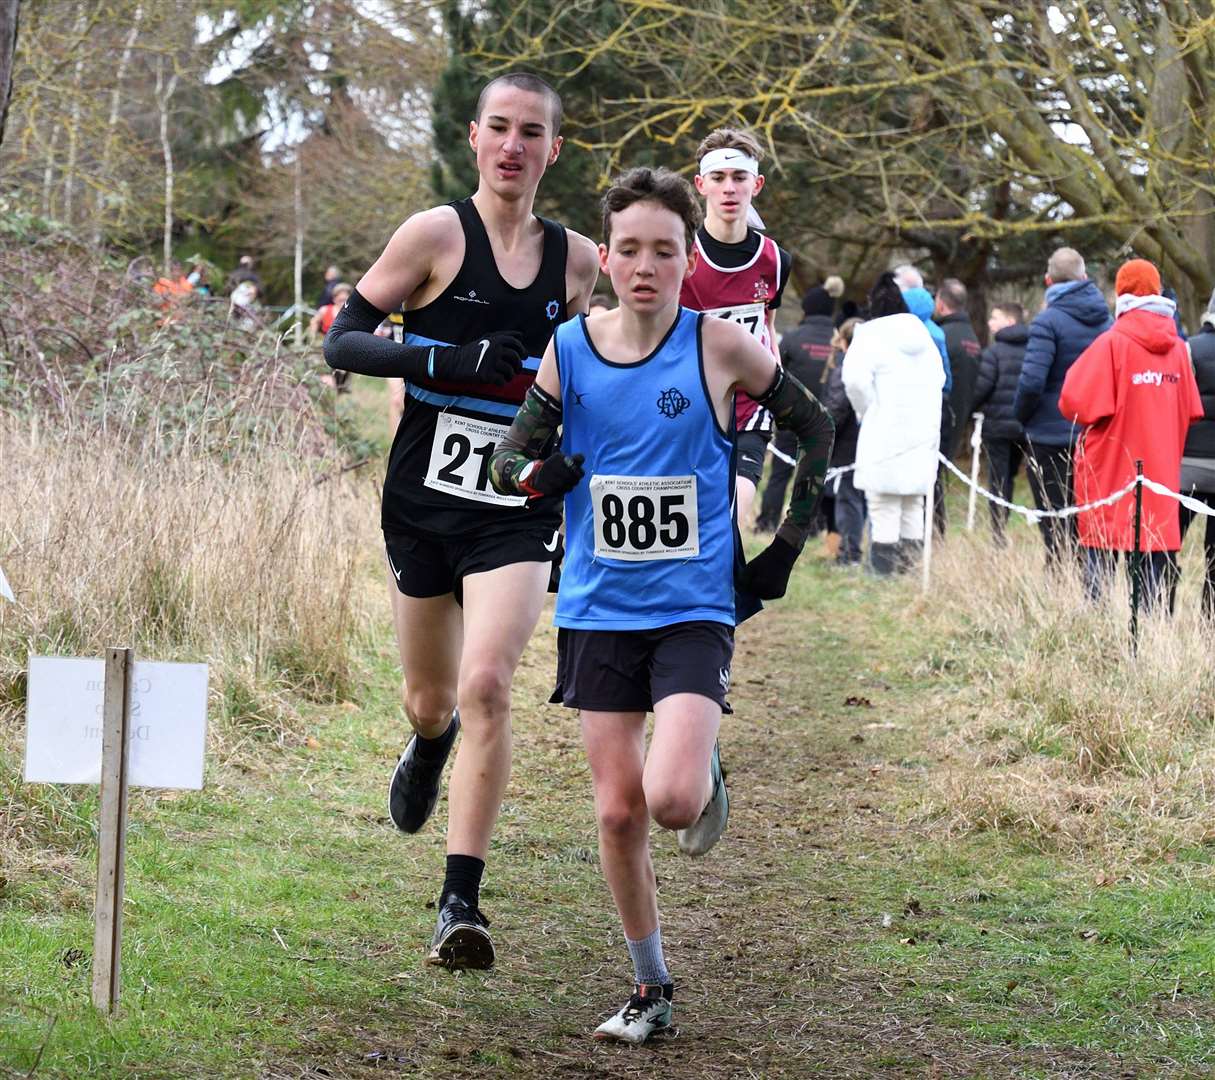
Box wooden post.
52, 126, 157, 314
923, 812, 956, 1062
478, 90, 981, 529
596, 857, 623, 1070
92, 647, 132, 1014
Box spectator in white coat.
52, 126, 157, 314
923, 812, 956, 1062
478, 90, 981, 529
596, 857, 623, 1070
843, 272, 946, 575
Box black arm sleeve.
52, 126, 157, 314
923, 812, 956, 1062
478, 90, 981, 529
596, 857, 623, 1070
754, 365, 835, 549
322, 288, 433, 379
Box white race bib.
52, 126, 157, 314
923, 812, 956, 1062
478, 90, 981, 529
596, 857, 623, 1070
424, 413, 526, 507
704, 301, 767, 342
590, 475, 699, 561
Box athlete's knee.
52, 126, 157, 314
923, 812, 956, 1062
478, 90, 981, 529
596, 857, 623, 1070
403, 679, 456, 731
645, 781, 704, 831
595, 794, 648, 844
457, 661, 513, 718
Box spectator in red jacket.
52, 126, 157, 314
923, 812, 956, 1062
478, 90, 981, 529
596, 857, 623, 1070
1059, 258, 1203, 610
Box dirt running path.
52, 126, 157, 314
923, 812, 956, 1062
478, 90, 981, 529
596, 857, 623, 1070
268, 564, 1161, 1080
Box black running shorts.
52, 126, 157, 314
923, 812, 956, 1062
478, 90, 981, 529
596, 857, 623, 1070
736, 430, 771, 486
550, 620, 734, 713
385, 523, 562, 603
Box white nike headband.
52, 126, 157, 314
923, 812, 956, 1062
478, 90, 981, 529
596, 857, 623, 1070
698, 148, 760, 176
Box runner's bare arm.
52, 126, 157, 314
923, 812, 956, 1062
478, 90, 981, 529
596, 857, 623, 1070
489, 345, 584, 499
704, 316, 835, 598
357, 206, 452, 313
565, 231, 601, 315
323, 209, 525, 385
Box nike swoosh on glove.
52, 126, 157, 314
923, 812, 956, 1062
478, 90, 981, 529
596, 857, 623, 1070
739, 536, 800, 599
433, 332, 527, 386
519, 453, 585, 498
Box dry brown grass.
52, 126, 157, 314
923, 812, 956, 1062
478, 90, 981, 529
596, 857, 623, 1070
912, 525, 1215, 859
0, 412, 381, 880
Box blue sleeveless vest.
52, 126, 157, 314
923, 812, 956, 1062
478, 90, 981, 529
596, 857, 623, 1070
555, 308, 735, 630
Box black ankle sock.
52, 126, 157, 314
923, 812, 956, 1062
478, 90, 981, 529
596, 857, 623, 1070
442, 854, 485, 908
414, 711, 458, 763
639, 982, 675, 1001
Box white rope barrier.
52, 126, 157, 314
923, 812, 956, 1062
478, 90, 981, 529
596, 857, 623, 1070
1138, 477, 1215, 517
770, 443, 797, 468
766, 417, 1215, 542
935, 453, 1140, 524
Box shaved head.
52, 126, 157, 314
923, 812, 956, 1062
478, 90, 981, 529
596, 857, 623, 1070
475, 73, 563, 136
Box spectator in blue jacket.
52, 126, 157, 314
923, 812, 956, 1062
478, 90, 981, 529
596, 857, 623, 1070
1011, 247, 1112, 566
901, 286, 952, 395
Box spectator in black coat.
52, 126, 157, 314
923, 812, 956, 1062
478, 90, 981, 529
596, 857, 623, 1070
932, 278, 983, 535
1011, 246, 1112, 566
823, 317, 866, 564
756, 284, 837, 532
1174, 287, 1215, 615
972, 302, 1029, 544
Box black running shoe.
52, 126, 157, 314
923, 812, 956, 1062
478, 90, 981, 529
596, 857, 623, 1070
426, 894, 494, 970
388, 711, 460, 834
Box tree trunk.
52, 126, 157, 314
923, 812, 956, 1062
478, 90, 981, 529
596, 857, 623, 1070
156, 56, 178, 276
41, 125, 60, 219
0, 0, 18, 149
63, 3, 87, 225
93, 3, 142, 246
293, 151, 304, 348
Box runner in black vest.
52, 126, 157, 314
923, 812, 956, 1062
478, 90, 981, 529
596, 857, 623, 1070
324, 73, 599, 970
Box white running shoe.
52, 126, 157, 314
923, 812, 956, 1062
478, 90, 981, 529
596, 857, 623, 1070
593, 983, 673, 1044
677, 740, 729, 856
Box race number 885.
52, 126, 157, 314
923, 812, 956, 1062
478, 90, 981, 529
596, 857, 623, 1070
591, 475, 700, 561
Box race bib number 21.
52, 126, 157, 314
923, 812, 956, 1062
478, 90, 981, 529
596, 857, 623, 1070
424, 413, 526, 507
590, 475, 699, 561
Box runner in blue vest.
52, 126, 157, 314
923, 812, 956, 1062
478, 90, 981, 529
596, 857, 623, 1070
490, 166, 833, 1043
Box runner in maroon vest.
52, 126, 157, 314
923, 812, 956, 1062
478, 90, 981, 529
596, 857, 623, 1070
680, 128, 792, 530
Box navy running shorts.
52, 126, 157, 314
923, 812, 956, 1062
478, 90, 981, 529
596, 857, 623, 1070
385, 523, 562, 603
550, 620, 734, 713
735, 430, 771, 486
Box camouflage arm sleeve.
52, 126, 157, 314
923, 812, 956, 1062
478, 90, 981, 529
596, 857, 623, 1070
754, 366, 835, 550
489, 383, 564, 496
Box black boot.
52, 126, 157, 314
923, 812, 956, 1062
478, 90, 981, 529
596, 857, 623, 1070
869, 542, 899, 576
897, 539, 924, 574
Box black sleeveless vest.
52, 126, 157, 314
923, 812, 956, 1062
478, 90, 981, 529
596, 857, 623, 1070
383, 197, 569, 537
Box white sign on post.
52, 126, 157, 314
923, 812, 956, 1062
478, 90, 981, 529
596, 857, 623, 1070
23, 651, 209, 1015
25, 657, 208, 789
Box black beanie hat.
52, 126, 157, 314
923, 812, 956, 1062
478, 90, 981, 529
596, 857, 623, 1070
802, 286, 834, 317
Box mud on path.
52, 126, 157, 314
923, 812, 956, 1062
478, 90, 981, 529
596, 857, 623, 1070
267, 567, 1168, 1080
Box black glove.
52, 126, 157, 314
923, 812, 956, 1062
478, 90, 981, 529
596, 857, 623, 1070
433, 331, 527, 386
518, 453, 585, 498
739, 536, 800, 599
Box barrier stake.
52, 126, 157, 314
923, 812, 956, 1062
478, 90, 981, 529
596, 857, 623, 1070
966, 413, 984, 533
1130, 461, 1143, 654
921, 488, 933, 595
92, 647, 133, 1014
